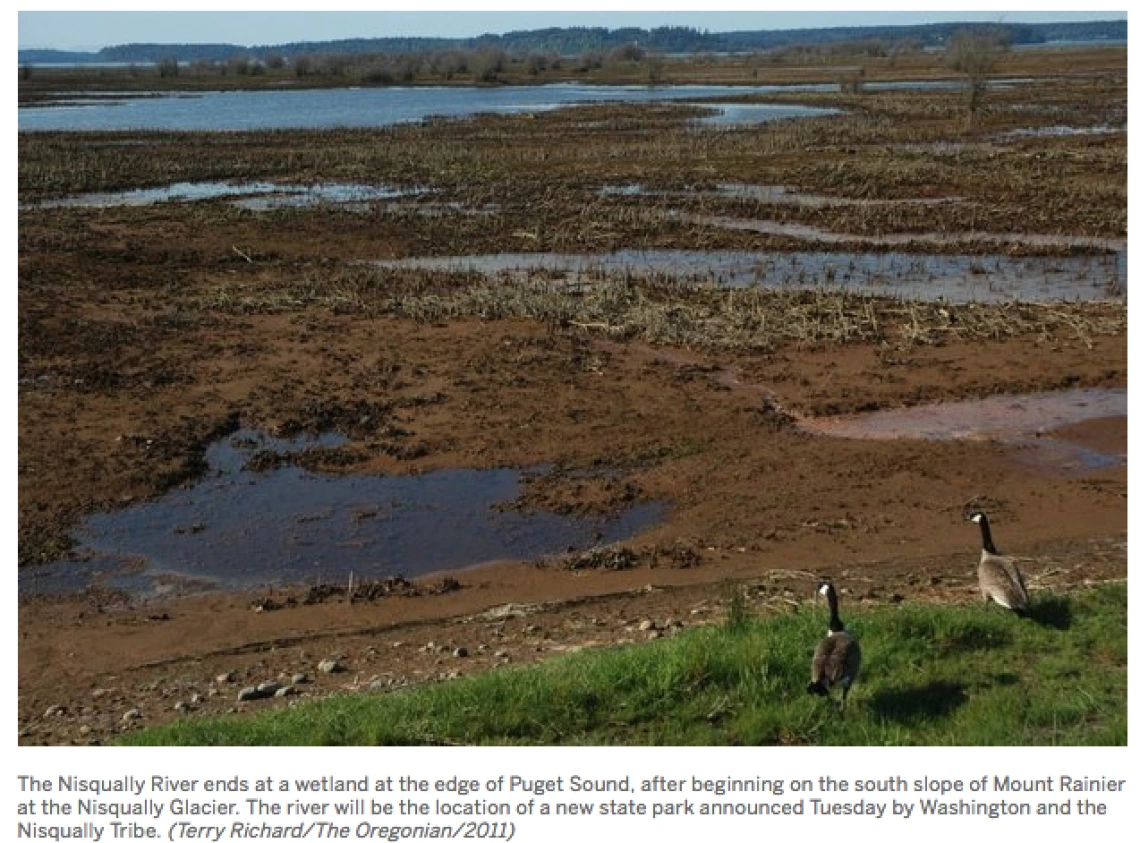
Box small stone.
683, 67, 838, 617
121, 709, 141, 723
173, 701, 189, 713
216, 672, 235, 684
318, 658, 344, 674
292, 673, 310, 685
274, 686, 296, 698
638, 619, 656, 632
453, 647, 469, 658
237, 684, 279, 702
44, 705, 65, 718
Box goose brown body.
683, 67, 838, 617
807, 582, 861, 708
969, 512, 1029, 616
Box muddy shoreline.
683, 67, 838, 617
18, 322, 1127, 745
18, 48, 1127, 744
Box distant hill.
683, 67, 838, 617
19, 19, 1126, 65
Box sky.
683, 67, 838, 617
17, 5, 1129, 52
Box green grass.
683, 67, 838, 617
122, 583, 1126, 746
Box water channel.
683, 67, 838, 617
18, 82, 838, 131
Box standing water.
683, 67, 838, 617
19, 429, 664, 598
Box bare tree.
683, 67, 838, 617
471, 48, 506, 83
945, 28, 1007, 119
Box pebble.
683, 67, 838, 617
121, 709, 141, 723
318, 658, 344, 674
237, 682, 281, 702
453, 647, 469, 658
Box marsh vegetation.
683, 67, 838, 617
17, 43, 1126, 745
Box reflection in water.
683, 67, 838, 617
20, 429, 663, 598
25, 181, 429, 211
371, 249, 1125, 304
18, 83, 839, 132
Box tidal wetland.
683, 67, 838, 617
17, 43, 1126, 744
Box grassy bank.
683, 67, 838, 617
123, 582, 1126, 746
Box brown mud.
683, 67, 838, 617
18, 316, 1126, 744
18, 48, 1127, 744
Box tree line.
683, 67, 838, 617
18, 19, 1124, 65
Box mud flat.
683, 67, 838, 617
18, 46, 1126, 744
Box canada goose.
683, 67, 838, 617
968, 511, 1029, 616
807, 582, 861, 709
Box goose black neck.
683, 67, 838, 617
976, 515, 998, 554
826, 587, 844, 633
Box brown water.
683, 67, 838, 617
797, 388, 1126, 440
797, 388, 1127, 473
